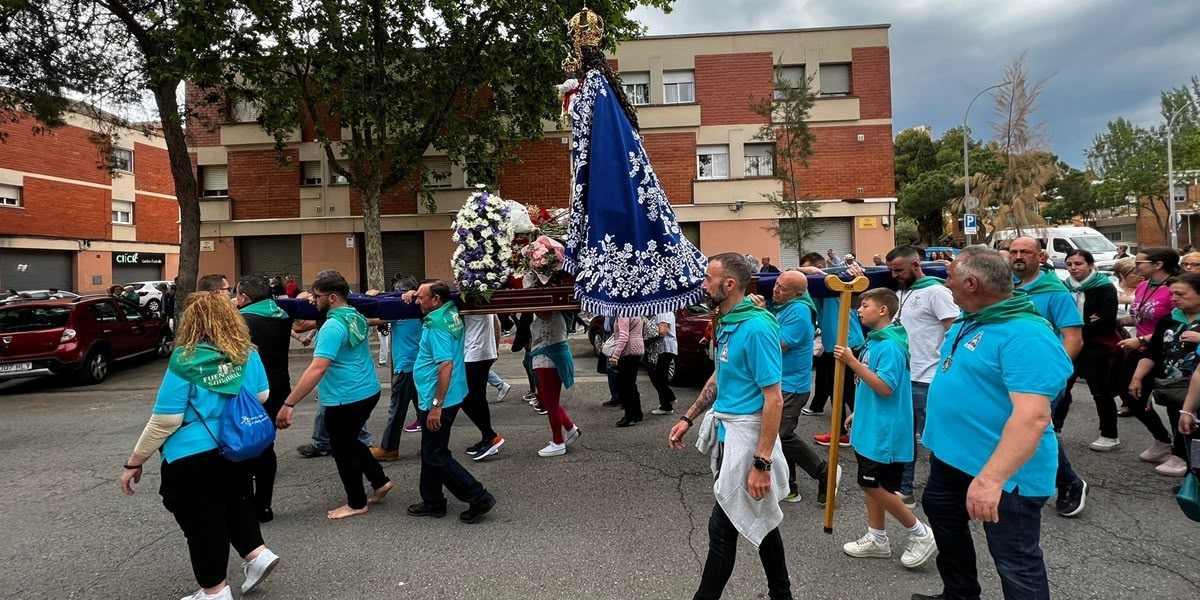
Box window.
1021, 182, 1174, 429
89, 302, 120, 323
301, 161, 322, 186
819, 64, 851, 96
1176, 194, 1187, 204
663, 71, 695, 104
230, 97, 260, 123
465, 161, 498, 187
744, 144, 775, 177
423, 157, 452, 189
696, 145, 729, 180
1052, 238, 1072, 254
621, 72, 650, 105
773, 66, 807, 100
1105, 231, 1123, 241
200, 165, 228, 197
118, 302, 144, 321
0, 184, 20, 207
111, 147, 133, 172
111, 200, 133, 225
331, 161, 350, 185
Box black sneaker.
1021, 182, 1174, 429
296, 444, 330, 458
406, 502, 447, 519
460, 495, 496, 524
465, 440, 488, 455
911, 594, 945, 600
600, 399, 621, 408
257, 507, 274, 524
817, 478, 828, 506
533, 403, 549, 415
1057, 479, 1087, 518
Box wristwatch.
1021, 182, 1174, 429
752, 456, 772, 471
431, 398, 443, 408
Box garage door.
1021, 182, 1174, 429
239, 236, 302, 281
366, 232, 426, 287
779, 217, 853, 269
0, 249, 73, 292
113, 264, 162, 284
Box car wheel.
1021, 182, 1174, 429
155, 333, 173, 358
146, 298, 161, 312
76, 348, 110, 385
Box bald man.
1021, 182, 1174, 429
753, 270, 839, 504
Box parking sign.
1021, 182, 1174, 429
964, 213, 978, 235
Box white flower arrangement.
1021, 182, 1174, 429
451, 190, 515, 303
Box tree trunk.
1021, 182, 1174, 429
152, 81, 200, 325
361, 181, 386, 291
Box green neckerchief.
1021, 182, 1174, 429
167, 343, 246, 395
1064, 271, 1110, 293
866, 324, 910, 364
327, 306, 369, 346
957, 294, 1052, 329
1019, 271, 1070, 296
1170, 308, 1200, 333
773, 293, 819, 325
718, 297, 780, 336
422, 302, 464, 341
907, 275, 945, 290
239, 298, 289, 320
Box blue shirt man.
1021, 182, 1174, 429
414, 303, 468, 411
313, 309, 382, 406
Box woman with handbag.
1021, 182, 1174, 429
610, 315, 645, 427
1128, 272, 1200, 477
119, 292, 281, 600
1062, 250, 1124, 452
1117, 247, 1180, 433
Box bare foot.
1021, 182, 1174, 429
327, 504, 369, 520
367, 481, 394, 505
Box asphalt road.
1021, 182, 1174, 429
1, 339, 1198, 599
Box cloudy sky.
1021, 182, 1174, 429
631, 0, 1199, 168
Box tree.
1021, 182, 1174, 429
898, 169, 957, 245
1040, 161, 1118, 225
231, 0, 671, 291
893, 126, 1002, 245
0, 0, 236, 321
749, 64, 821, 262
1088, 118, 1173, 242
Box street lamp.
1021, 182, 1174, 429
1166, 97, 1200, 250
963, 81, 1011, 245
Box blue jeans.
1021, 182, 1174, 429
901, 381, 930, 495
487, 370, 506, 389
311, 403, 372, 451
606, 359, 620, 402
379, 371, 418, 452
924, 455, 1050, 600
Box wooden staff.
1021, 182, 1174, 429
822, 274, 869, 534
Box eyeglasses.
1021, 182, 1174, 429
1134, 260, 1155, 264
311, 292, 332, 299
1184, 262, 1200, 268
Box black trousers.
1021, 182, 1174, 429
649, 352, 677, 410
693, 502, 792, 600
325, 392, 390, 509
1059, 344, 1119, 439
245, 387, 288, 511
808, 351, 857, 435
417, 405, 493, 508
617, 354, 643, 419
160, 450, 264, 589
1117, 348, 1179, 453
463, 359, 498, 442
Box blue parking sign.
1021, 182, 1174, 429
964, 213, 978, 235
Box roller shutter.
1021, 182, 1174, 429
112, 264, 163, 284
779, 217, 853, 269
0, 249, 73, 292
239, 236, 302, 281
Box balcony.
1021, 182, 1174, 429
636, 103, 702, 129
807, 97, 861, 123
220, 123, 300, 146
693, 177, 779, 205
199, 197, 231, 222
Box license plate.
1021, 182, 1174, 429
0, 362, 32, 373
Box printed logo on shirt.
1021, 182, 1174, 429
965, 332, 984, 351
719, 345, 729, 363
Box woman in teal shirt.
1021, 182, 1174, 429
119, 292, 280, 600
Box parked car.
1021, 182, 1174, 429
2, 290, 81, 304
0, 295, 172, 385
119, 281, 172, 312
588, 303, 716, 385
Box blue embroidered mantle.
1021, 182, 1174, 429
564, 70, 709, 317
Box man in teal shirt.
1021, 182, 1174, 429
913, 247, 1070, 600
405, 280, 496, 524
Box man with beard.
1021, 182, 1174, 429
669, 253, 791, 600
1009, 237, 1088, 518
886, 246, 960, 508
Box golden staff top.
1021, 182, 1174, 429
822, 274, 870, 534
562, 6, 604, 73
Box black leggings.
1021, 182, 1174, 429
1059, 344, 1119, 439
325, 392, 390, 509
1118, 348, 1178, 451
245, 390, 288, 511
618, 354, 643, 419
463, 359, 498, 442
160, 450, 264, 589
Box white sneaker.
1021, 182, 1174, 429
182, 586, 233, 600
524, 393, 538, 405
651, 408, 674, 415
241, 547, 280, 593
564, 426, 582, 446
1156, 455, 1189, 477
1140, 441, 1172, 463
842, 534, 891, 558
1089, 436, 1121, 452
900, 532, 937, 568
496, 382, 512, 402
538, 441, 567, 457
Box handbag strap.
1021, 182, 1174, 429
184, 383, 221, 447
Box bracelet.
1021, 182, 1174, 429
679, 415, 694, 427
284, 402, 298, 408
123, 463, 142, 470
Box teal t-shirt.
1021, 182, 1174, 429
849, 337, 913, 464
923, 318, 1070, 497
390, 319, 423, 373
153, 350, 269, 463
1017, 273, 1084, 335
714, 317, 782, 440
820, 297, 865, 349
776, 301, 815, 395
414, 327, 468, 411
313, 317, 382, 406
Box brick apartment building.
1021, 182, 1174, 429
191, 24, 896, 287
0, 111, 180, 293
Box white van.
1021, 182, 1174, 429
990, 226, 1119, 265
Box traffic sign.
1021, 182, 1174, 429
964, 213, 978, 235
965, 196, 980, 210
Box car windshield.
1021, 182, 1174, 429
0, 306, 73, 333
1071, 235, 1118, 252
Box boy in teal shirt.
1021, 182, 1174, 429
833, 288, 937, 570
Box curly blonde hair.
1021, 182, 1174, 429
174, 292, 252, 365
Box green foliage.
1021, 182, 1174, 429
893, 217, 919, 246
1088, 117, 1173, 242
1040, 161, 1114, 225
749, 63, 821, 261
893, 125, 1003, 245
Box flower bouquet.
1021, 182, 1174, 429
451, 190, 514, 304
521, 235, 566, 285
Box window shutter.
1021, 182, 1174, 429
663, 71, 694, 84
302, 161, 322, 184
202, 166, 228, 194
621, 72, 650, 85
0, 184, 19, 200
423, 157, 452, 188
819, 64, 851, 95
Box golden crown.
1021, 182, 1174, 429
568, 7, 604, 48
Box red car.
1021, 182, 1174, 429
0, 296, 172, 385
588, 303, 716, 385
